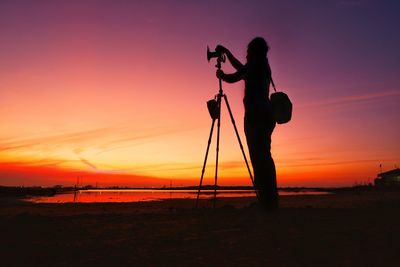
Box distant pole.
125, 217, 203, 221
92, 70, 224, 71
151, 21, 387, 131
379, 164, 382, 173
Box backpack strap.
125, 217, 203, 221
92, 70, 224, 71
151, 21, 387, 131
270, 70, 277, 92
271, 77, 277, 92
269, 61, 277, 92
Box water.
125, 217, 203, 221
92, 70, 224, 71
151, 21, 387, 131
27, 189, 332, 203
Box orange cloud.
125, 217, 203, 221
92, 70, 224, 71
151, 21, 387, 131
0, 162, 190, 187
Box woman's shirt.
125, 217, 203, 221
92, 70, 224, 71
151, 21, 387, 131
243, 60, 271, 114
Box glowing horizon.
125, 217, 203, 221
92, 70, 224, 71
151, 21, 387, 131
1, 1, 399, 187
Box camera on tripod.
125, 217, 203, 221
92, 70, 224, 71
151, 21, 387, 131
207, 46, 226, 63
206, 45, 225, 120
196, 44, 257, 208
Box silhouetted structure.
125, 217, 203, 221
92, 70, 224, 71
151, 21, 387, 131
374, 168, 400, 186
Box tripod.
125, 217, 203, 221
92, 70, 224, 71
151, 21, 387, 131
196, 55, 259, 208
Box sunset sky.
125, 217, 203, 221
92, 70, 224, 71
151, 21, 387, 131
1, 0, 399, 187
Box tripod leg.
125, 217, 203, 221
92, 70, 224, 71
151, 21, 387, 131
222, 94, 260, 201
196, 119, 216, 208
213, 94, 222, 208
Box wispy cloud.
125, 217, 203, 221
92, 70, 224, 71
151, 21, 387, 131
0, 122, 199, 156
80, 158, 97, 170
297, 90, 400, 109
100, 162, 200, 174
0, 126, 115, 152
0, 158, 74, 168
280, 157, 396, 168
94, 124, 202, 155
0, 161, 182, 187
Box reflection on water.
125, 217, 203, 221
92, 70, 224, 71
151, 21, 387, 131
27, 189, 332, 203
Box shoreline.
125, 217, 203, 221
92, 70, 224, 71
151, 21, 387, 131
1, 184, 392, 198
1, 185, 392, 205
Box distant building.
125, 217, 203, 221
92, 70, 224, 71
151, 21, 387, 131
374, 168, 400, 186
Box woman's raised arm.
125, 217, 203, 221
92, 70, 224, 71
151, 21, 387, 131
216, 45, 244, 71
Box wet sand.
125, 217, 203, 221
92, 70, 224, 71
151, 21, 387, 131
1, 189, 399, 266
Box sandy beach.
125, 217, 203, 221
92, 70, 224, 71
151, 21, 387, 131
1, 189, 399, 266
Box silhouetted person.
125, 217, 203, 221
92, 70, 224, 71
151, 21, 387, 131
216, 37, 278, 210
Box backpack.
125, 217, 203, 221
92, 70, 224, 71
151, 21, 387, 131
270, 77, 292, 124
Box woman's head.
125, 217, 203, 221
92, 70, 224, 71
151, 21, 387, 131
247, 37, 269, 63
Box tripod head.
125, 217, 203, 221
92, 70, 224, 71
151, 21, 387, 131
207, 45, 226, 96
207, 46, 225, 69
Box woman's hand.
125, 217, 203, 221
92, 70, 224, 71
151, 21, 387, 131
216, 69, 225, 80
216, 44, 243, 71
216, 45, 228, 54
